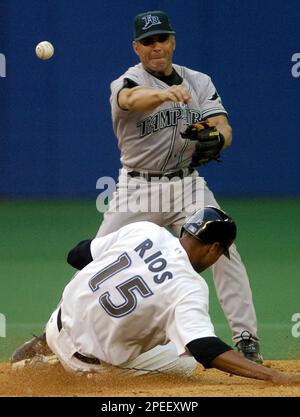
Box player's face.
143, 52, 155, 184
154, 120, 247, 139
133, 35, 176, 76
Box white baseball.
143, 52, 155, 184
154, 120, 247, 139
35, 41, 54, 60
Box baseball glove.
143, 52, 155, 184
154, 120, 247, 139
180, 120, 225, 166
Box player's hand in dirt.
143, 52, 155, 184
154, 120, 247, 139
271, 372, 300, 385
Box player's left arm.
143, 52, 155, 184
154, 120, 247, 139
67, 230, 122, 270
206, 114, 232, 149
67, 225, 138, 270
200, 75, 232, 149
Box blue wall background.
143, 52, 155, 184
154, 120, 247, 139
0, 0, 299, 197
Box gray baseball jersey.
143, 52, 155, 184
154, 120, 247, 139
97, 64, 258, 346
110, 63, 227, 172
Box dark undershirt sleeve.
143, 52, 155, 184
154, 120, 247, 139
186, 337, 232, 368
67, 239, 93, 270
123, 77, 139, 89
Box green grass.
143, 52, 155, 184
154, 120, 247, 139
0, 198, 299, 361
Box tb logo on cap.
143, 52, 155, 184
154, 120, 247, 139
142, 14, 162, 30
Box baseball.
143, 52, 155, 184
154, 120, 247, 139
35, 41, 54, 60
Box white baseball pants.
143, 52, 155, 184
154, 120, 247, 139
46, 308, 196, 376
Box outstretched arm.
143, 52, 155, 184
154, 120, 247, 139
211, 350, 300, 384
187, 337, 300, 384
118, 85, 192, 112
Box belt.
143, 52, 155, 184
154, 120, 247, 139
57, 308, 101, 365
127, 166, 195, 181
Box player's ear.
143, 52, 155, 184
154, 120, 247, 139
172, 36, 176, 51
132, 41, 139, 56
210, 242, 223, 258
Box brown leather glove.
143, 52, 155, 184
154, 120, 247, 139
181, 120, 225, 166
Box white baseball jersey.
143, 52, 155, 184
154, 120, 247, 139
110, 63, 227, 172
61, 221, 216, 366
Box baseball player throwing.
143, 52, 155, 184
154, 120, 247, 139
94, 10, 262, 362
46, 207, 299, 384
10, 10, 261, 366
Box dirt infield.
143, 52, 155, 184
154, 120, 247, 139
0, 360, 300, 397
